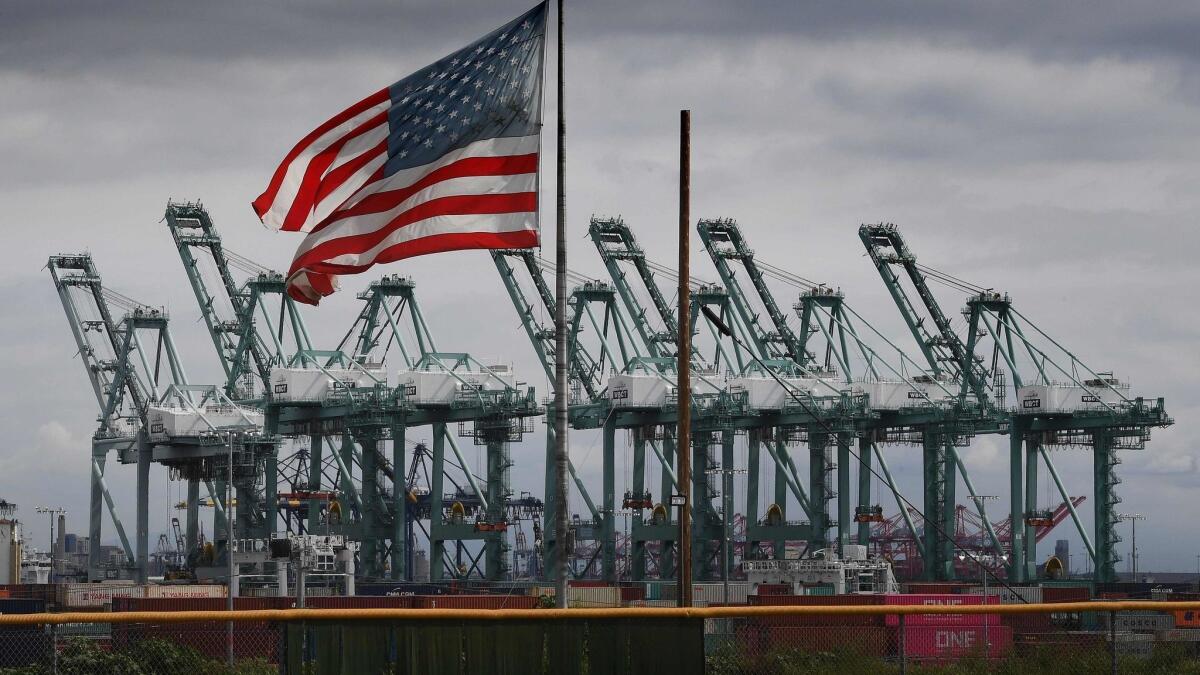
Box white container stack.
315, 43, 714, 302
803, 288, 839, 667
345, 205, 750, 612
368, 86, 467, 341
269, 367, 386, 403
606, 374, 672, 408
1016, 379, 1127, 414
147, 405, 265, 441
397, 367, 515, 405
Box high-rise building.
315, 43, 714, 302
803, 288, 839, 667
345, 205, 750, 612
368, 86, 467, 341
1055, 539, 1070, 574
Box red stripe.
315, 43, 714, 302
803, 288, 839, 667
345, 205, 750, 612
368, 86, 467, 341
279, 110, 389, 232
287, 229, 539, 305
311, 152, 539, 235
312, 138, 388, 210
290, 191, 536, 273
251, 88, 390, 221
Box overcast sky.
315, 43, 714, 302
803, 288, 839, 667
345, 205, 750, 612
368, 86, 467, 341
3, 1, 1198, 573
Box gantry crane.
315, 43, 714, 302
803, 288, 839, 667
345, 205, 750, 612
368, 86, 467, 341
165, 202, 544, 582
699, 218, 1010, 580
860, 223, 1172, 582
48, 254, 240, 582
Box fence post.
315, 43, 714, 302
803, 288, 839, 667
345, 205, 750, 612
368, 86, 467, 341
50, 623, 58, 675
1109, 610, 1117, 675
898, 613, 906, 675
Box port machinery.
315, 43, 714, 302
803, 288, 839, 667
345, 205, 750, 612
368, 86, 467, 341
49, 199, 1169, 586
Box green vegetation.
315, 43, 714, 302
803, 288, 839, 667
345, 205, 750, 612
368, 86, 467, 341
0, 638, 274, 675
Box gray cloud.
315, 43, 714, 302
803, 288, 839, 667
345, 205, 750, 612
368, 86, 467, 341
2, 0, 1196, 570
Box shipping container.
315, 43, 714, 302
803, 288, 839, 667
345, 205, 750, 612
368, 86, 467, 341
755, 584, 791, 596
904, 625, 1012, 660
1099, 611, 1175, 633
884, 594, 999, 626
356, 582, 453, 597
1174, 608, 1200, 629
736, 625, 893, 658
568, 586, 621, 608
308, 596, 414, 609
413, 594, 538, 609
747, 594, 886, 627
965, 585, 1043, 604
904, 582, 972, 595
58, 582, 143, 608
144, 584, 226, 599
661, 583, 751, 606
619, 586, 645, 603
1042, 586, 1091, 603
0, 598, 46, 614
627, 600, 677, 608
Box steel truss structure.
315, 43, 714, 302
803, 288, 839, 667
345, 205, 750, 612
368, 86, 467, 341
51, 201, 1168, 587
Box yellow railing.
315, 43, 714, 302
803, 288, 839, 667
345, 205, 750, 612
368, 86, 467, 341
0, 600, 1194, 625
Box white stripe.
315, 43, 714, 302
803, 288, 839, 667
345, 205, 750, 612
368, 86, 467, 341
310, 212, 536, 269
259, 100, 391, 230
306, 150, 389, 231
336, 135, 540, 213
293, 173, 537, 259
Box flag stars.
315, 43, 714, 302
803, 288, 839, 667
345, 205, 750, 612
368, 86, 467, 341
436, 124, 446, 133
461, 95, 470, 104
423, 139, 433, 147
448, 110, 458, 119
435, 104, 446, 113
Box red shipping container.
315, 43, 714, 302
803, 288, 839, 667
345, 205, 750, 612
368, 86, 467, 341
755, 584, 791, 596
746, 595, 886, 627
749, 625, 894, 657
413, 594, 538, 609
884, 594, 999, 627
619, 586, 645, 603
308, 596, 414, 609
1042, 587, 1091, 603
749, 594, 886, 606
904, 625, 1012, 660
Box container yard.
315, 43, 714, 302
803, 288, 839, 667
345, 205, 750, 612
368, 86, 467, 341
5, 0, 1197, 672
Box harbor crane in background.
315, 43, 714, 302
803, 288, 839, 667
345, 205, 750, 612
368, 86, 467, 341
48, 202, 1168, 586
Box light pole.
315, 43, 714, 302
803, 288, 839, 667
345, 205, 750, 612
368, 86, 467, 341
1117, 513, 1146, 580
959, 550, 1007, 658
706, 464, 746, 605
35, 507, 66, 583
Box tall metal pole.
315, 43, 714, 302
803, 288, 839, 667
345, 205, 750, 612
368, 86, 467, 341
226, 433, 235, 667
552, 0, 570, 609
677, 109, 693, 608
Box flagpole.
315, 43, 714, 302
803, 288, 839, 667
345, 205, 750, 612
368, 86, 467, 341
553, 0, 570, 609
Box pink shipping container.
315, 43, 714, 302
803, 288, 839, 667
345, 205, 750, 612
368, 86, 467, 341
884, 594, 999, 626
904, 625, 1012, 660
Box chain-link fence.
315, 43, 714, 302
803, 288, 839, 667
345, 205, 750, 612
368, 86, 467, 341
0, 604, 1196, 673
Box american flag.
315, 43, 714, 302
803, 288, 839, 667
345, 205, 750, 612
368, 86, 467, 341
252, 2, 547, 304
